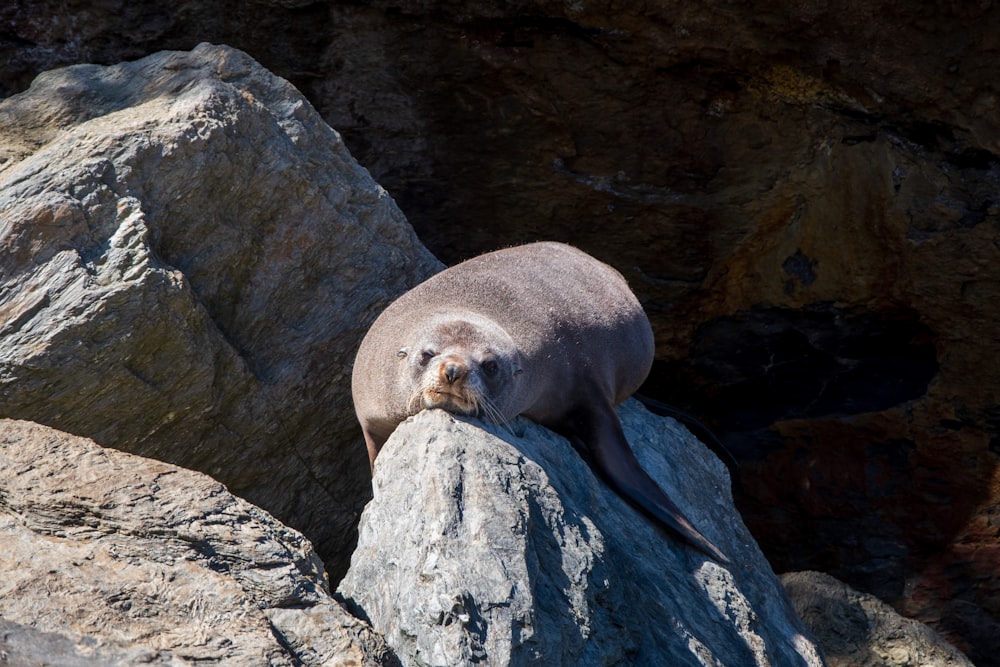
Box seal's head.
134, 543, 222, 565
398, 314, 523, 425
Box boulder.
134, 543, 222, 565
0, 43, 442, 578
782, 571, 973, 667
338, 401, 824, 666
0, 418, 396, 666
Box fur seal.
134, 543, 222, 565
351, 241, 729, 563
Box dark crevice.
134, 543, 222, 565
647, 304, 939, 432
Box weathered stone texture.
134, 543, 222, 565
0, 418, 396, 666
0, 43, 442, 579
3, 3, 1000, 658
339, 403, 824, 666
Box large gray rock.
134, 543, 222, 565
338, 401, 824, 666
0, 43, 442, 576
781, 571, 973, 667
0, 418, 396, 666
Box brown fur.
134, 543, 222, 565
351, 242, 728, 563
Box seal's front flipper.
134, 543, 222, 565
568, 402, 731, 564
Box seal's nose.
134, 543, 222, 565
443, 362, 465, 384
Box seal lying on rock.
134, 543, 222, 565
351, 241, 729, 563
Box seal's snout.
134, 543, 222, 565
442, 360, 467, 384
420, 355, 480, 416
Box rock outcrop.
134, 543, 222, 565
782, 571, 973, 667
339, 402, 824, 666
0, 419, 396, 666
0, 43, 442, 579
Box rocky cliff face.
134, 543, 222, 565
3, 4, 999, 658
308, 16, 1000, 662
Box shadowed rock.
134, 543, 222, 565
782, 571, 973, 667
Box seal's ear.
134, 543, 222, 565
513, 367, 524, 377
397, 348, 408, 359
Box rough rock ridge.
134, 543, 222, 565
339, 402, 825, 666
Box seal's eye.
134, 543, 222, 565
419, 350, 436, 366
481, 359, 499, 377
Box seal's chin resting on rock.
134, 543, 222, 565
422, 389, 474, 414
351, 241, 730, 564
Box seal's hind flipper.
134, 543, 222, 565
566, 402, 731, 564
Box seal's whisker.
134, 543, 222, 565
478, 394, 515, 438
